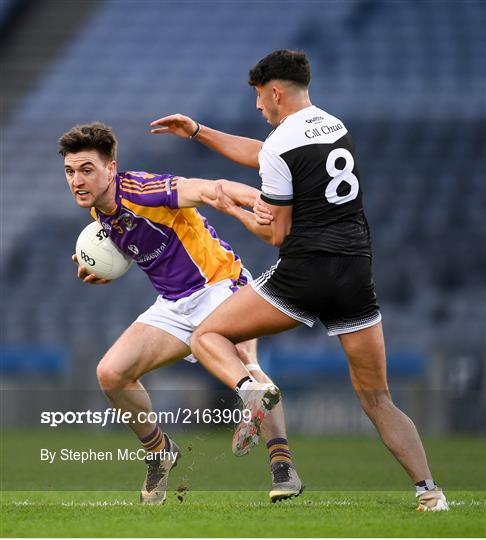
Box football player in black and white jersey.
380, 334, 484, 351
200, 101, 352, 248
151, 50, 448, 512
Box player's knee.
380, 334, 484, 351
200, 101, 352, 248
189, 328, 205, 357
96, 358, 126, 391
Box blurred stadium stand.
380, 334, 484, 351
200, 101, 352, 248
1, 0, 485, 432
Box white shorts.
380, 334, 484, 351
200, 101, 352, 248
136, 277, 249, 363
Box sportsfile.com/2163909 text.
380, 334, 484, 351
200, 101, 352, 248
40, 408, 251, 427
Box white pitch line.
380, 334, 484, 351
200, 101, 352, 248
9, 498, 486, 508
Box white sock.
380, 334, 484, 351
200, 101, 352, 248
235, 376, 256, 400
415, 479, 437, 495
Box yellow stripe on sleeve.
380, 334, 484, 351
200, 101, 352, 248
124, 171, 159, 180
121, 179, 168, 190
121, 186, 172, 196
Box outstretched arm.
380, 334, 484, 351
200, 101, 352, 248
200, 184, 292, 247
150, 114, 262, 169
175, 177, 260, 209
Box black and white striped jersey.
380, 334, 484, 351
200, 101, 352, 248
258, 105, 372, 258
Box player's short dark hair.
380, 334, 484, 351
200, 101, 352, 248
58, 122, 117, 162
248, 49, 311, 88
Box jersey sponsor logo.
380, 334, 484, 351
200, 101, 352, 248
134, 244, 167, 264
305, 116, 325, 124
305, 122, 343, 139
101, 222, 112, 233
128, 244, 139, 255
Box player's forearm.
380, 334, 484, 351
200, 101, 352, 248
183, 178, 259, 208
219, 180, 260, 208
228, 206, 277, 246
196, 126, 263, 169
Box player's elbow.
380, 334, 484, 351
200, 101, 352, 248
247, 153, 260, 170
269, 223, 291, 247
268, 235, 283, 247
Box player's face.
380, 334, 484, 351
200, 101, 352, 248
64, 150, 116, 209
255, 84, 280, 126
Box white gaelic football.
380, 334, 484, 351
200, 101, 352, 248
75, 221, 133, 280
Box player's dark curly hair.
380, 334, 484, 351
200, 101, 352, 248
248, 49, 311, 88
58, 122, 117, 162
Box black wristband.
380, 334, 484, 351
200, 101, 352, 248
188, 121, 201, 139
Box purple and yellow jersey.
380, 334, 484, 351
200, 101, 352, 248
90, 171, 248, 300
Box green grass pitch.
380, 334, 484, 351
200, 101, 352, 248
1, 431, 485, 537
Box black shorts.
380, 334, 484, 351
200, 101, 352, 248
251, 253, 381, 336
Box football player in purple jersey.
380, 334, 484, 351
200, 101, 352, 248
59, 122, 303, 504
